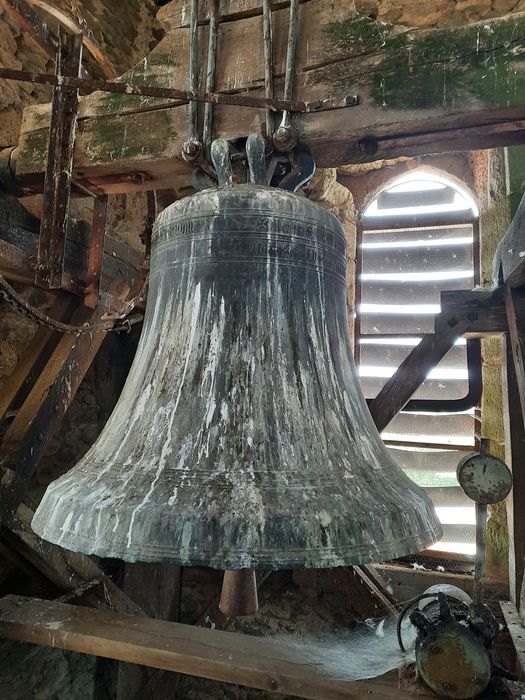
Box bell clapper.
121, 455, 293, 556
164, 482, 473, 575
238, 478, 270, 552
219, 569, 259, 617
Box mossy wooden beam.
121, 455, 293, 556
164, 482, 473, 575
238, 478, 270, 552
12, 9, 525, 194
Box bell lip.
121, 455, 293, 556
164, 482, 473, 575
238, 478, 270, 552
31, 513, 442, 569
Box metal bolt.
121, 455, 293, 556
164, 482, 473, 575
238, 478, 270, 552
272, 125, 298, 153
181, 139, 203, 163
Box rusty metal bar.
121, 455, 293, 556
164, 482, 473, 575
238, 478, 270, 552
272, 0, 299, 151
262, 0, 274, 138
203, 0, 219, 148
84, 195, 108, 308
35, 29, 83, 289
284, 0, 298, 104
181, 0, 202, 162
0, 66, 354, 113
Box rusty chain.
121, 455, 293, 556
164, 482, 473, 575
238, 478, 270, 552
0, 271, 143, 335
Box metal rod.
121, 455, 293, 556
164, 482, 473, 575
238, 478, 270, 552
203, 0, 219, 148
284, 0, 299, 103
272, 0, 299, 151
473, 436, 490, 605
84, 195, 108, 308
262, 0, 274, 138
188, 0, 199, 143
0, 66, 354, 114
473, 502, 487, 605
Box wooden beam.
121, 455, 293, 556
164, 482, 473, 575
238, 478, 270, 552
0, 504, 145, 616
0, 277, 129, 485
0, 595, 436, 699
0, 189, 141, 292
495, 192, 525, 288
12, 10, 525, 194
504, 335, 525, 608
368, 288, 507, 432
117, 562, 182, 700
35, 29, 83, 289
505, 286, 525, 429
0, 293, 78, 420
500, 602, 525, 680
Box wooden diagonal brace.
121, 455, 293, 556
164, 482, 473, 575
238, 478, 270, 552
369, 288, 508, 433
0, 502, 145, 616
0, 276, 129, 488
35, 28, 83, 289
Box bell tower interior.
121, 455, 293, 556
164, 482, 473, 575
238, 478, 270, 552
0, 1, 524, 699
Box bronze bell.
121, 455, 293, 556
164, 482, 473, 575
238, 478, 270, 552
32, 185, 442, 568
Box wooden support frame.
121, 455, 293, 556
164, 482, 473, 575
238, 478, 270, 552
0, 277, 129, 487
0, 505, 145, 616
9, 10, 525, 195
503, 335, 525, 607
0, 187, 141, 294
0, 293, 77, 421
369, 288, 508, 433
35, 28, 83, 289
0, 596, 437, 699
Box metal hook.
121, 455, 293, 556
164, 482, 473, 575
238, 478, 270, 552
246, 133, 267, 185
210, 138, 233, 187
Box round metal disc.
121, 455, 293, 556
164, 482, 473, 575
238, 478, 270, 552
457, 452, 512, 504
417, 623, 491, 699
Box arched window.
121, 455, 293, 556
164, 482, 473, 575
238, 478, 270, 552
356, 171, 480, 558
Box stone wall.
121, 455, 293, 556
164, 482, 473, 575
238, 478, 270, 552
0, 0, 160, 146
357, 0, 525, 27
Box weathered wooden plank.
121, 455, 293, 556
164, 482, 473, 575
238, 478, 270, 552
12, 12, 525, 194
35, 29, 83, 289
424, 486, 472, 508
29, 0, 118, 79
387, 447, 465, 473
362, 244, 472, 273
362, 376, 469, 402
500, 602, 525, 679
385, 411, 475, 441
156, 0, 315, 29
0, 596, 435, 699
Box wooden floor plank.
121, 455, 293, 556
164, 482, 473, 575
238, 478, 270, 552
0, 596, 434, 700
